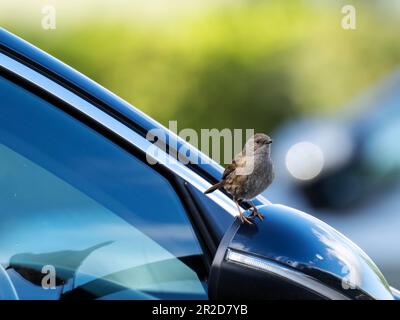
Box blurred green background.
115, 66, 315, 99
2, 0, 400, 134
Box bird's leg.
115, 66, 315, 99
235, 201, 253, 225
248, 201, 264, 220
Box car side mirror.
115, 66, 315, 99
209, 204, 394, 300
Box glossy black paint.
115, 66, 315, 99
214, 204, 394, 300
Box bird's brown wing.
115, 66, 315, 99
204, 160, 237, 195
222, 160, 236, 180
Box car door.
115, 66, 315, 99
0, 55, 212, 300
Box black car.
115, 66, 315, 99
0, 28, 398, 300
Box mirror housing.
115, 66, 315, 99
209, 204, 394, 300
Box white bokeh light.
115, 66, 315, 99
285, 141, 324, 180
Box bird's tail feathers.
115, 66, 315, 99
204, 181, 224, 194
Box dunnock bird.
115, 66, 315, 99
204, 133, 274, 224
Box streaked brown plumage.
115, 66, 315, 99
204, 133, 274, 224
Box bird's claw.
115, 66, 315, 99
249, 206, 265, 220
239, 213, 253, 225
256, 212, 265, 220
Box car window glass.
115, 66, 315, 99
0, 75, 207, 300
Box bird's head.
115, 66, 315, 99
245, 133, 273, 155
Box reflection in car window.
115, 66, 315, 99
0, 76, 207, 300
